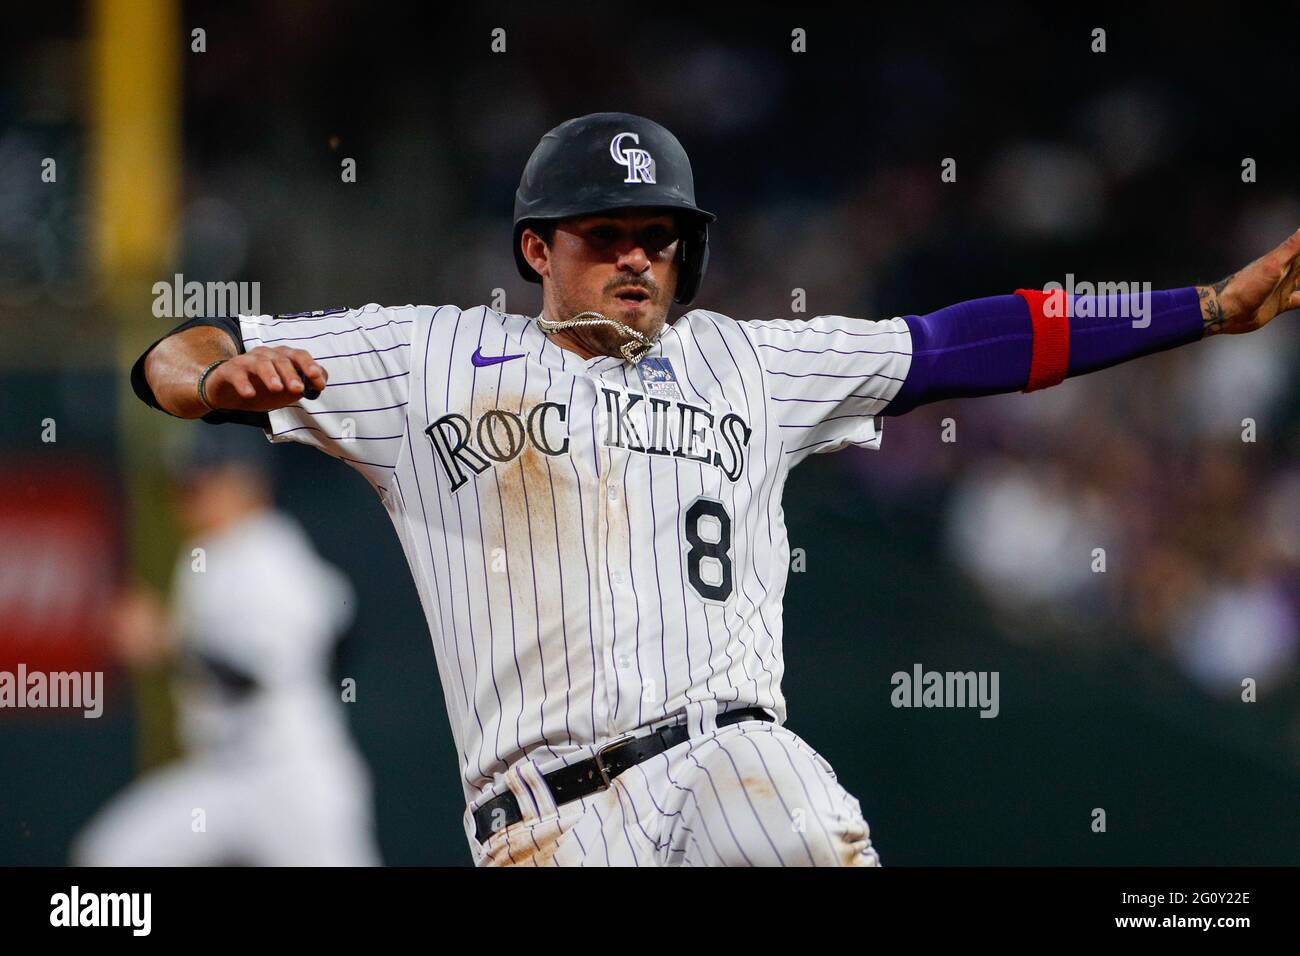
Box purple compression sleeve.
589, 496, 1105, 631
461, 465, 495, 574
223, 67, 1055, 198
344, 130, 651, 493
883, 286, 1204, 416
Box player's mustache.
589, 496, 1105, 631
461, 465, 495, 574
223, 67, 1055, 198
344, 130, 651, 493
607, 278, 657, 298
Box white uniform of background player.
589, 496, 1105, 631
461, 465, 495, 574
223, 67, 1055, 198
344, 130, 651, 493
213, 298, 910, 866
74, 465, 381, 866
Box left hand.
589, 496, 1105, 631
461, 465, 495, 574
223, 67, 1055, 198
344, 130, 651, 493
1198, 228, 1300, 334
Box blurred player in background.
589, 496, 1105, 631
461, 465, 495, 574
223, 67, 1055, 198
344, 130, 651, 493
73, 429, 380, 866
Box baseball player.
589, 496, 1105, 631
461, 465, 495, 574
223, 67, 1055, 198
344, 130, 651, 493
129, 113, 1300, 866
73, 429, 380, 866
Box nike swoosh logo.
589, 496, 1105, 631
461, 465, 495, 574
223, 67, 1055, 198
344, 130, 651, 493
471, 347, 526, 367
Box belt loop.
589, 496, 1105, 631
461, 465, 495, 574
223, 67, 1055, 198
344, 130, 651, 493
688, 700, 719, 738
515, 759, 558, 820
504, 760, 548, 824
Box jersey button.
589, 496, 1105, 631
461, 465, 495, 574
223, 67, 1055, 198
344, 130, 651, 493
613, 570, 625, 585
607, 486, 619, 503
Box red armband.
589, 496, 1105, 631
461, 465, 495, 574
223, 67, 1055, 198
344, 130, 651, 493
1014, 288, 1070, 392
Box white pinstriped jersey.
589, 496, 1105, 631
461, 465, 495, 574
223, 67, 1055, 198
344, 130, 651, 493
236, 304, 913, 807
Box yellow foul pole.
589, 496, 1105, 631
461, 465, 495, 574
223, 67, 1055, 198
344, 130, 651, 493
92, 0, 182, 766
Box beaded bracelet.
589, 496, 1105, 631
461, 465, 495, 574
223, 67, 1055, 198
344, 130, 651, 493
196, 359, 227, 412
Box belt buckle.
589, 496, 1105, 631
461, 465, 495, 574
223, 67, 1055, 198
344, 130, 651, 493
592, 733, 637, 789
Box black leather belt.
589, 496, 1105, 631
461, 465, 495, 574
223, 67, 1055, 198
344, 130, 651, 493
472, 707, 774, 843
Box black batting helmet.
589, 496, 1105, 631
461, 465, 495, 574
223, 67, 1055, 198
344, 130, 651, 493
513, 112, 715, 305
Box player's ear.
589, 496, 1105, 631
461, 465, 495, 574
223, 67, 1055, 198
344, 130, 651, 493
521, 227, 551, 281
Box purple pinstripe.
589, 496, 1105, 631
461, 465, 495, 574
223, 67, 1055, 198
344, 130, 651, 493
246, 318, 414, 346
307, 342, 410, 362
702, 315, 783, 701
691, 317, 776, 701
448, 310, 501, 783
539, 365, 576, 749
424, 307, 488, 782
563, 375, 600, 738
615, 367, 647, 726
467, 308, 519, 769
685, 751, 762, 866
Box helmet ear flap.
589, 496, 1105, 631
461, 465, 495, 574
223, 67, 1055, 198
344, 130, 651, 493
673, 218, 709, 306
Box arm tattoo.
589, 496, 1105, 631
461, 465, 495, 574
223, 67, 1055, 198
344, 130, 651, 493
1199, 273, 1234, 334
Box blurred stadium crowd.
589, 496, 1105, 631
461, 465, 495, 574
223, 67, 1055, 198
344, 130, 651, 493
1, 4, 1297, 864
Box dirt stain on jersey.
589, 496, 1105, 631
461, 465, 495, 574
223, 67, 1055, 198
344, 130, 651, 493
736, 776, 775, 801
479, 394, 599, 700
479, 390, 577, 545
482, 816, 569, 867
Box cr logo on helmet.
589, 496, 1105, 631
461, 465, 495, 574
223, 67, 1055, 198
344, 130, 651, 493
609, 132, 656, 184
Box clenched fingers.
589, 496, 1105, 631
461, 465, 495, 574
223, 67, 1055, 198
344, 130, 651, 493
248, 353, 291, 393
223, 362, 258, 400
281, 347, 328, 391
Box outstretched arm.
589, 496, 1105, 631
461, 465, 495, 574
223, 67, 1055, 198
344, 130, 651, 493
884, 229, 1300, 416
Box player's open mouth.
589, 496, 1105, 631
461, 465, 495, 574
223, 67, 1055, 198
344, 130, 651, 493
614, 289, 651, 304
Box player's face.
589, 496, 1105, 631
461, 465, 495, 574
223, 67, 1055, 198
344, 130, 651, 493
534, 209, 680, 357
174, 466, 269, 535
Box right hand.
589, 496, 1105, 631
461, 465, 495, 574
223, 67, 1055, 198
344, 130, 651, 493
204, 345, 329, 412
